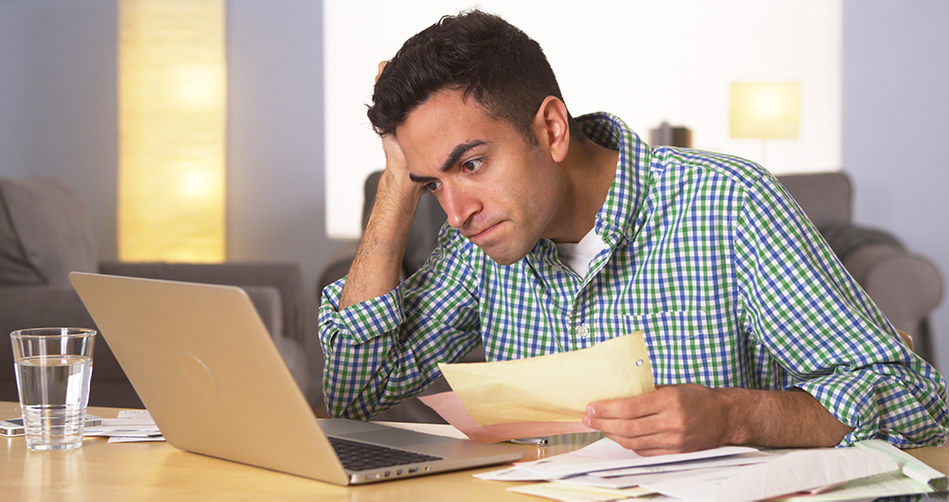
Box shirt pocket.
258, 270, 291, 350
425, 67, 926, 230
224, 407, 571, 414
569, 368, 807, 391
623, 311, 716, 384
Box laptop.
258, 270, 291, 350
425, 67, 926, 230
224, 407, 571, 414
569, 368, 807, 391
69, 272, 523, 485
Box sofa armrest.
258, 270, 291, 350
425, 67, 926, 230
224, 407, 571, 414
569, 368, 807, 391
842, 243, 942, 332
316, 240, 359, 302
98, 261, 305, 345
0, 285, 137, 406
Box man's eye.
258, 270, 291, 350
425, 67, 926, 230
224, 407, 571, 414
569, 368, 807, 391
424, 181, 441, 192
461, 158, 484, 173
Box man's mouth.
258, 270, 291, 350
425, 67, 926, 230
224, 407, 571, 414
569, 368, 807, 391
465, 222, 501, 242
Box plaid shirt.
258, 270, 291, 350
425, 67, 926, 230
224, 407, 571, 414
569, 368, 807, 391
320, 113, 948, 447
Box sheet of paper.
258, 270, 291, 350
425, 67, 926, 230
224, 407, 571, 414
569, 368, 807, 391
418, 391, 595, 443
772, 470, 933, 501
854, 439, 948, 491
474, 466, 549, 482
371, 420, 469, 440
438, 332, 654, 425
84, 409, 164, 442
588, 451, 772, 478
639, 448, 900, 502
507, 481, 655, 502
559, 467, 740, 490
514, 437, 757, 480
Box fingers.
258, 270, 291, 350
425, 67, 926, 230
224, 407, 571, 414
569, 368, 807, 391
602, 431, 692, 457
583, 385, 728, 455
585, 395, 657, 420
375, 60, 388, 83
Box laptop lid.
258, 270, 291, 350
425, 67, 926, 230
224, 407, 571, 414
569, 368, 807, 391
69, 272, 522, 485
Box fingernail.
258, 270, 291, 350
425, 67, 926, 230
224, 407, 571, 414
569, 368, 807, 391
586, 405, 596, 417
582, 415, 591, 427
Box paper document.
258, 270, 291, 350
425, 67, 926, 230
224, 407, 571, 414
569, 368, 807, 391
84, 409, 164, 442
478, 432, 932, 501
438, 332, 654, 425
418, 391, 595, 443
639, 447, 899, 502
507, 481, 654, 501
854, 438, 948, 491
514, 437, 757, 480
772, 469, 933, 501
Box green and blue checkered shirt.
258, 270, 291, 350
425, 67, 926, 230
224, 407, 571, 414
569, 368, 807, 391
320, 112, 948, 447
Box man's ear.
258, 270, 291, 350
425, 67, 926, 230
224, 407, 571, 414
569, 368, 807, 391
533, 96, 570, 163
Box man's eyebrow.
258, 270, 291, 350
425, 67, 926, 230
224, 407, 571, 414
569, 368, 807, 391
409, 140, 487, 184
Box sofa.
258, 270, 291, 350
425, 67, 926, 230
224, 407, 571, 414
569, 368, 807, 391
0, 177, 308, 408
317, 170, 943, 421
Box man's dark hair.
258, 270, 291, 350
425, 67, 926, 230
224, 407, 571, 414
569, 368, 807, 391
368, 10, 570, 144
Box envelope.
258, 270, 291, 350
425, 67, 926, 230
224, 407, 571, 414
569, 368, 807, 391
437, 332, 654, 425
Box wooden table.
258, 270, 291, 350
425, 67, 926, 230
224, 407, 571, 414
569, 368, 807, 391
0, 402, 583, 501
1, 402, 946, 501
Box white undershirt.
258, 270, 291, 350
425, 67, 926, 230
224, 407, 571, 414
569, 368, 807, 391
555, 228, 607, 277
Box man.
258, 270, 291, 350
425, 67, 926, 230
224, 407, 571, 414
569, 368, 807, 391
320, 10, 948, 455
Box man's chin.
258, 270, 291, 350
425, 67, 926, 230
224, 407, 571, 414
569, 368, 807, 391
478, 244, 530, 266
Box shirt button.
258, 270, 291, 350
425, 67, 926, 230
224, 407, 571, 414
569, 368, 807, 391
552, 264, 564, 273
576, 325, 590, 338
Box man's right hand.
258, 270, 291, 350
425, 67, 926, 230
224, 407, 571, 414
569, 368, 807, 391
337, 64, 426, 311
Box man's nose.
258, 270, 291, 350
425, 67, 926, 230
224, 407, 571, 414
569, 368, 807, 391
441, 186, 480, 229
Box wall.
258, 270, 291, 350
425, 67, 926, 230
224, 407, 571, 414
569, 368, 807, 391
0, 0, 332, 404
842, 0, 949, 373
1, 1, 946, 410
0, 0, 118, 259
225, 0, 328, 404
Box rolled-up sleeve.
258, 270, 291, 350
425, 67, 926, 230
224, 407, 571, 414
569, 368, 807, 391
318, 230, 483, 420
735, 174, 948, 447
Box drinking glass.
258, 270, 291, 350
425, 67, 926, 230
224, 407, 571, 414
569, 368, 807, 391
10, 328, 96, 451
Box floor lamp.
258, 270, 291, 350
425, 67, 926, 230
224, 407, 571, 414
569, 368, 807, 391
118, 0, 227, 262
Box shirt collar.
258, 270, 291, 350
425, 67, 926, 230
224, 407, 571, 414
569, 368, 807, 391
575, 112, 650, 246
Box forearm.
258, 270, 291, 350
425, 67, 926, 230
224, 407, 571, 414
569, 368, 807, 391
720, 387, 853, 448
584, 384, 855, 454
339, 163, 425, 310
318, 256, 484, 419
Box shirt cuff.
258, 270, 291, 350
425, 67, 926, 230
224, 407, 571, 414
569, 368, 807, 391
319, 277, 405, 345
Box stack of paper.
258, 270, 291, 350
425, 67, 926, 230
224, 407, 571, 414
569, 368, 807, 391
478, 438, 939, 502
84, 410, 164, 443
434, 333, 945, 500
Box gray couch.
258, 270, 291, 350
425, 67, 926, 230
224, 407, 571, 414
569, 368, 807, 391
0, 177, 308, 408
317, 170, 943, 422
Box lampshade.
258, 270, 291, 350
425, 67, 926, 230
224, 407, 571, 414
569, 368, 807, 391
729, 82, 801, 139
118, 0, 227, 262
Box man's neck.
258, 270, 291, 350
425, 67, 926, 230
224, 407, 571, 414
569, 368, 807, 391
551, 134, 620, 244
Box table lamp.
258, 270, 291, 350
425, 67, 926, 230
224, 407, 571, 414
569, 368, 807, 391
729, 82, 800, 166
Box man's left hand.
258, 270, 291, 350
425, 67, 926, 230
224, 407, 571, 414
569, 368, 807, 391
583, 384, 854, 455
583, 384, 733, 456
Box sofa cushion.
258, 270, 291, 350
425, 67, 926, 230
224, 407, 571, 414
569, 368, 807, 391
0, 177, 98, 286
777, 172, 852, 230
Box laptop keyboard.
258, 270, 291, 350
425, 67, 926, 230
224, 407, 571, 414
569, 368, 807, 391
328, 437, 443, 471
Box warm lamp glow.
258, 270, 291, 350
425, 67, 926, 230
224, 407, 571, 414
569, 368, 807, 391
729, 82, 801, 139
118, 0, 227, 262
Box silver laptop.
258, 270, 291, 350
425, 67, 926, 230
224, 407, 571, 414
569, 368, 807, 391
69, 272, 522, 485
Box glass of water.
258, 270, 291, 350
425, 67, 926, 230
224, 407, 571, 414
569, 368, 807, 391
10, 328, 96, 451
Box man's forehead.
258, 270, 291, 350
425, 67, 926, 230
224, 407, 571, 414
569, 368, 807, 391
396, 91, 500, 172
